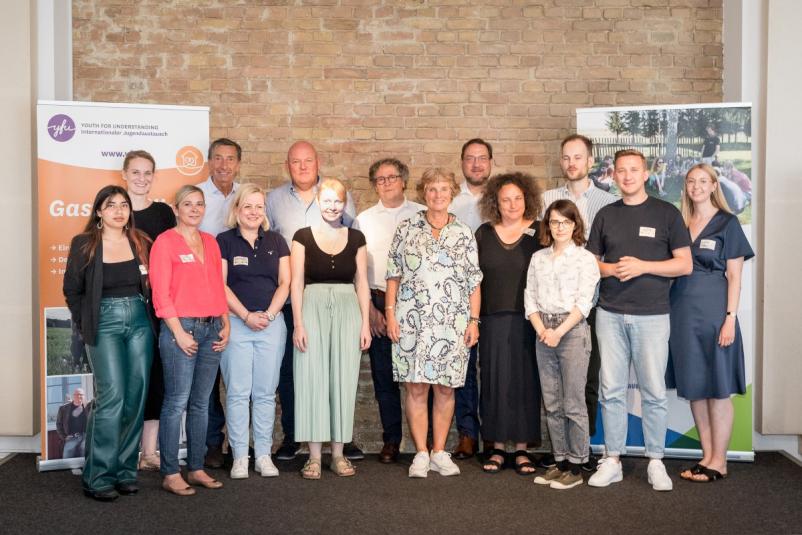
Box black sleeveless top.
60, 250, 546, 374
102, 259, 141, 297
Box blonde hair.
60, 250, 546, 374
174, 184, 204, 207
680, 163, 732, 224
226, 183, 269, 230
415, 167, 460, 204
317, 178, 347, 202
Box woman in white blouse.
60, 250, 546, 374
524, 199, 600, 490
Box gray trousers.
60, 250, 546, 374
535, 314, 591, 465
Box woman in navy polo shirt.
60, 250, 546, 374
217, 184, 290, 479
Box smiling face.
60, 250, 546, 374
461, 142, 492, 187
175, 191, 206, 227
122, 157, 155, 196
547, 209, 576, 247
497, 183, 525, 223
97, 193, 131, 231
613, 155, 649, 198
424, 179, 454, 212
209, 145, 240, 188
318, 186, 345, 224
685, 167, 717, 205
373, 163, 405, 205
236, 191, 266, 231
72, 389, 85, 406
560, 139, 593, 182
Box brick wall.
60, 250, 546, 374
72, 0, 723, 453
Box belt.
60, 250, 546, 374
184, 316, 217, 323
370, 289, 386, 298
541, 312, 570, 324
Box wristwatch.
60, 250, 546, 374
266, 311, 276, 322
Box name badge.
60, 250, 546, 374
639, 226, 656, 238
139, 264, 148, 275
522, 228, 536, 237
179, 254, 195, 263
233, 256, 249, 266
700, 239, 717, 251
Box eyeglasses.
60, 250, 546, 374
463, 156, 490, 164
548, 219, 575, 229
374, 175, 401, 186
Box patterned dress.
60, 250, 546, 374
386, 211, 482, 387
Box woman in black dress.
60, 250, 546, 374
668, 163, 754, 482
475, 172, 543, 475
121, 150, 176, 471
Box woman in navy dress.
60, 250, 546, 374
667, 163, 754, 482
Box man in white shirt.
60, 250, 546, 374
197, 137, 242, 469
541, 134, 618, 471
353, 158, 423, 463
449, 138, 493, 459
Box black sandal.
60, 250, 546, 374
680, 463, 705, 480
513, 450, 537, 476
482, 449, 506, 474
691, 466, 727, 483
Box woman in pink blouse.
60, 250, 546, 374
149, 185, 230, 496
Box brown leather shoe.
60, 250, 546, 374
204, 444, 224, 469
378, 442, 400, 464
452, 434, 477, 460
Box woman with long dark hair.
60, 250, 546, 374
63, 185, 156, 501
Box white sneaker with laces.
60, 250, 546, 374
647, 459, 673, 491
230, 456, 249, 479
429, 450, 461, 476
255, 455, 279, 477
588, 457, 623, 487
409, 451, 430, 478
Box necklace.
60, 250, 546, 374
426, 212, 449, 230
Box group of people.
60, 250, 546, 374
63, 133, 752, 500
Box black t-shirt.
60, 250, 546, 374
586, 196, 690, 315
701, 135, 720, 158
293, 227, 366, 285
218, 227, 290, 311
475, 222, 541, 315
133, 202, 176, 241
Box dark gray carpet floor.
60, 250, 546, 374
1, 452, 801, 534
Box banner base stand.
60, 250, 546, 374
37, 448, 189, 472
590, 444, 753, 463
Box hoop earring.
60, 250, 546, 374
124, 223, 129, 231
96, 219, 103, 230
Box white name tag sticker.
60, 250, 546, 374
639, 226, 656, 238
139, 264, 148, 275
700, 239, 717, 251
522, 228, 536, 237
179, 254, 195, 263
232, 256, 249, 266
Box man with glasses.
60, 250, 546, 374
448, 138, 493, 460
353, 158, 423, 463
542, 134, 618, 471
266, 141, 361, 462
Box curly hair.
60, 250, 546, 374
478, 172, 542, 225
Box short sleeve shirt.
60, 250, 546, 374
217, 227, 290, 311
293, 227, 366, 285
586, 196, 691, 315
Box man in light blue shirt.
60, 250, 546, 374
266, 140, 359, 462
449, 138, 493, 460
196, 137, 242, 469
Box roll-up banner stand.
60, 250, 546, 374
577, 103, 754, 462
36, 101, 209, 471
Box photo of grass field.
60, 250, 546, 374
45, 308, 89, 377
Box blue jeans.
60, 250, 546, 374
595, 308, 670, 459
159, 317, 222, 475
454, 345, 479, 439
368, 292, 402, 444
220, 314, 286, 459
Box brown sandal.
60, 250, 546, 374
301, 458, 322, 480
162, 478, 196, 496
330, 456, 356, 477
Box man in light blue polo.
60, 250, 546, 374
197, 137, 242, 469
266, 140, 360, 461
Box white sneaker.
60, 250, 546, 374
255, 455, 279, 478
588, 458, 623, 487
647, 459, 673, 491
429, 450, 461, 476
408, 451, 430, 478
230, 456, 249, 479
